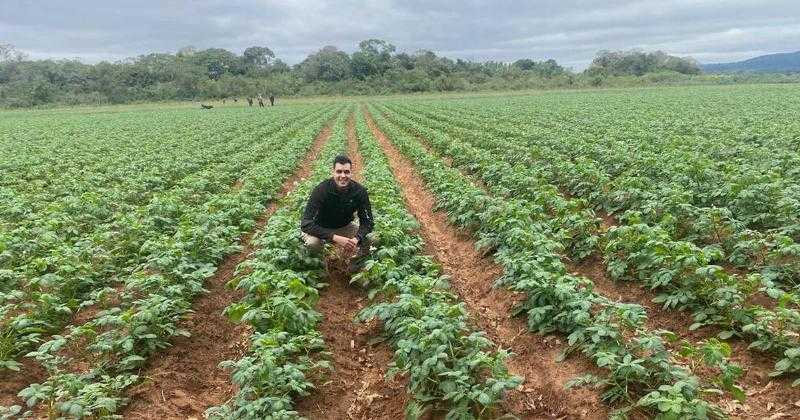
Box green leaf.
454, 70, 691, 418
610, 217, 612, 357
477, 392, 493, 406
717, 331, 734, 340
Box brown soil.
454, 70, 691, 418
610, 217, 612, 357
724, 342, 800, 419
294, 265, 407, 420
365, 110, 607, 420
0, 358, 47, 408
598, 212, 617, 231
123, 123, 335, 419
295, 114, 407, 419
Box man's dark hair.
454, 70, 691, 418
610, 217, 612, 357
333, 155, 352, 168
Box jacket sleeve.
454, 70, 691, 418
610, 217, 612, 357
355, 188, 374, 243
301, 185, 335, 240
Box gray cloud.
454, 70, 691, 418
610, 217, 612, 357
1, 0, 798, 69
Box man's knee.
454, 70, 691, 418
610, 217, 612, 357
302, 232, 323, 253
334, 223, 359, 239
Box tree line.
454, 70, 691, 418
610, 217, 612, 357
0, 41, 778, 108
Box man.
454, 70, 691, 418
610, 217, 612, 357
269, 94, 275, 106
301, 155, 373, 267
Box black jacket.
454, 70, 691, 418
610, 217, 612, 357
301, 178, 373, 242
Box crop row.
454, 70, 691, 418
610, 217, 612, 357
206, 110, 346, 419
390, 97, 800, 296
0, 105, 332, 369
0, 106, 332, 373
1, 105, 341, 418
369, 105, 733, 418
397, 87, 800, 233
208, 109, 521, 419
382, 102, 800, 386
1, 105, 322, 217
353, 110, 521, 419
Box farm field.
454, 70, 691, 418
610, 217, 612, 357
1, 84, 800, 419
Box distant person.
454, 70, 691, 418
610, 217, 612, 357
258, 96, 265, 107
269, 94, 275, 106
222, 98, 226, 104
301, 155, 373, 272
247, 97, 253, 107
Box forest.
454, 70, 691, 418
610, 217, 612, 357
4, 41, 792, 108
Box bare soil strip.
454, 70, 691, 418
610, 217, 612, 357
123, 124, 334, 419
296, 114, 406, 419
365, 111, 607, 419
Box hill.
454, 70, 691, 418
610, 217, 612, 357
702, 50, 800, 73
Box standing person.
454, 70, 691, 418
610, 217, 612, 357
257, 94, 265, 107
301, 155, 373, 271
269, 94, 275, 106
247, 97, 253, 106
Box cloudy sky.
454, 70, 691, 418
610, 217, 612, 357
1, 0, 798, 70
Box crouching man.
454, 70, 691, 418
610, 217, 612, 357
300, 155, 373, 270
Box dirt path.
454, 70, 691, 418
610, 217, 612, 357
296, 114, 406, 420
123, 124, 334, 419
365, 110, 607, 419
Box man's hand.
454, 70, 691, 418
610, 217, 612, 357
332, 235, 359, 253
346, 237, 359, 252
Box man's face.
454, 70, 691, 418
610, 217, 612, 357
333, 162, 352, 189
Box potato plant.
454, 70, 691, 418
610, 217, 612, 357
0, 105, 332, 372
2, 104, 341, 418
389, 92, 800, 297
205, 111, 348, 419
353, 112, 521, 419
370, 106, 729, 418
382, 99, 800, 386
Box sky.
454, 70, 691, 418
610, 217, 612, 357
1, 0, 799, 70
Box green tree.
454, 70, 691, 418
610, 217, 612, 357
243, 46, 275, 70
351, 39, 396, 79
413, 50, 452, 78
513, 59, 536, 70
297, 46, 351, 82
192, 48, 240, 80
587, 49, 700, 76
270, 59, 291, 73
176, 46, 197, 58
394, 52, 415, 70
